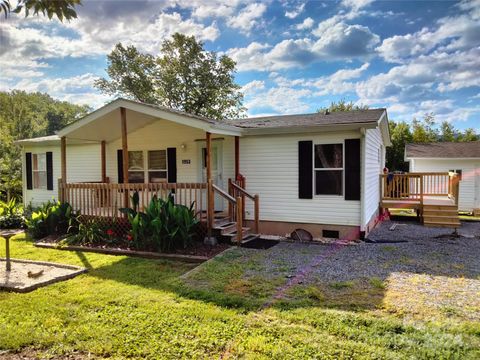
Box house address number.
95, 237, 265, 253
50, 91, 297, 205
182, 159, 191, 164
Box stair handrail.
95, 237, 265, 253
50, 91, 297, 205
229, 178, 260, 234
211, 183, 243, 245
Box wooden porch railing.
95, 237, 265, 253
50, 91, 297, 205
380, 172, 460, 205
59, 181, 207, 220
229, 178, 259, 234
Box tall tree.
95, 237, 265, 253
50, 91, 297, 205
386, 121, 412, 172
459, 128, 479, 142
0, 91, 89, 201
440, 121, 456, 142
411, 113, 438, 143
0, 0, 81, 20
95, 33, 246, 120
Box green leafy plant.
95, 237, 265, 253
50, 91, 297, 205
0, 198, 24, 229
65, 218, 103, 246
120, 192, 199, 252
25, 200, 78, 239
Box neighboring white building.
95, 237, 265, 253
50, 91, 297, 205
17, 98, 391, 239
405, 142, 480, 213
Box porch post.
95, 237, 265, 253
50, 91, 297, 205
206, 131, 214, 241
101, 140, 106, 183
121, 107, 129, 208
234, 136, 240, 179
60, 136, 66, 202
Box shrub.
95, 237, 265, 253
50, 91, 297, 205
0, 198, 24, 229
120, 192, 199, 252
64, 217, 104, 246
25, 200, 78, 239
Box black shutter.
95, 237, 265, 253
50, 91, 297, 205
345, 139, 361, 201
46, 151, 53, 190
167, 147, 177, 183
117, 149, 124, 183
26, 152, 33, 190
298, 141, 313, 199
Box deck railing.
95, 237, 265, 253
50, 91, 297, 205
229, 178, 259, 234
380, 172, 460, 205
59, 181, 207, 220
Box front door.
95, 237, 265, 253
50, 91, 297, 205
200, 142, 224, 211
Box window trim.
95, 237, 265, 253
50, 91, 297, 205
127, 149, 169, 183
32, 153, 47, 189
313, 143, 344, 197
147, 149, 168, 183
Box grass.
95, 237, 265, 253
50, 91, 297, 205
1, 235, 479, 359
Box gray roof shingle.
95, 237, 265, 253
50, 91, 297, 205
232, 109, 386, 128
406, 142, 480, 158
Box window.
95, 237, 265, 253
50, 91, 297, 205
33, 153, 47, 189
128, 151, 144, 183
314, 143, 343, 195
148, 150, 167, 183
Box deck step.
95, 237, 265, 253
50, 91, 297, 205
423, 215, 460, 223
238, 234, 260, 245
423, 205, 458, 211
213, 222, 237, 235
423, 209, 458, 216
424, 221, 461, 228
223, 227, 252, 243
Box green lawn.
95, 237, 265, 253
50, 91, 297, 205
1, 234, 479, 359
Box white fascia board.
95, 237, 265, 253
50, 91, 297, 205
378, 111, 392, 147
241, 122, 377, 136
58, 98, 244, 138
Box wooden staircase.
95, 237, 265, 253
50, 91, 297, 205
212, 214, 259, 245
204, 178, 260, 246
423, 204, 460, 228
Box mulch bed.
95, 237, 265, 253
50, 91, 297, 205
35, 235, 230, 262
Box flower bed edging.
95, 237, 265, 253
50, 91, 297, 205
34, 242, 209, 263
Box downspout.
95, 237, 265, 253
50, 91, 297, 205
360, 127, 367, 237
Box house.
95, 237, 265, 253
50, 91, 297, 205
17, 98, 391, 240
405, 142, 480, 214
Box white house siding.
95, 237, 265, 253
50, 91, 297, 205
239, 131, 362, 226
410, 159, 480, 211
105, 119, 234, 189
362, 128, 384, 229
22, 143, 101, 207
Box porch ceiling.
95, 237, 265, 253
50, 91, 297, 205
60, 108, 157, 142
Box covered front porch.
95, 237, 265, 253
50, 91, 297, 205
56, 99, 259, 242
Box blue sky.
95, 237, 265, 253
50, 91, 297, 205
1, 0, 479, 129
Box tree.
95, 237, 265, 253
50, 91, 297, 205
458, 128, 479, 142
95, 33, 246, 120
440, 121, 456, 142
94, 44, 157, 104
317, 99, 369, 113
386, 121, 412, 172
411, 113, 438, 143
0, 0, 81, 21
0, 91, 89, 201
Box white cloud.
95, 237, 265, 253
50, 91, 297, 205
245, 86, 312, 114
2, 73, 111, 108
285, 3, 305, 19
241, 80, 266, 95
227, 3, 267, 33
377, 9, 480, 63
296, 17, 314, 30
228, 20, 378, 71
340, 0, 374, 12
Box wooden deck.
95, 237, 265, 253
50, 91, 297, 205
380, 172, 460, 227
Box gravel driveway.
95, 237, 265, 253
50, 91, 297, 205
186, 220, 480, 321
